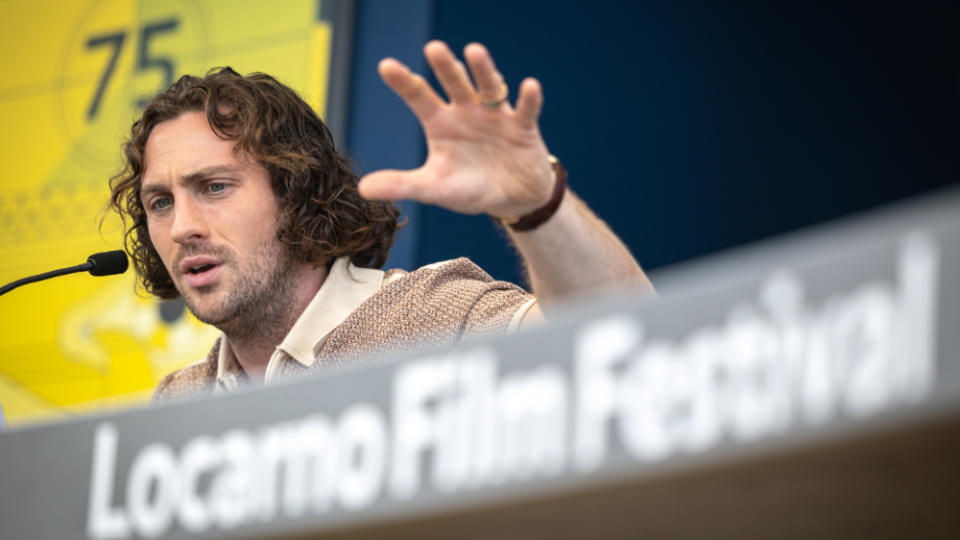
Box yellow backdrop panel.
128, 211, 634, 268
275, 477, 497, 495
0, 0, 335, 426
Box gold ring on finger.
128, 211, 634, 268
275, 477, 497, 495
480, 82, 509, 108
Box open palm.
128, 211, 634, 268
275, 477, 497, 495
358, 41, 555, 220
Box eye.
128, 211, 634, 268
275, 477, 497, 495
150, 196, 172, 211
206, 182, 227, 194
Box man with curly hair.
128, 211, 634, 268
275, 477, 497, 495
110, 41, 652, 401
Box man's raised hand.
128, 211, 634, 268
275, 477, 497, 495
358, 41, 556, 221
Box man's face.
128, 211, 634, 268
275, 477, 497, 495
141, 111, 293, 330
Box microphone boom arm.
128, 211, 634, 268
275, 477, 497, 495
0, 264, 92, 296
0, 250, 128, 296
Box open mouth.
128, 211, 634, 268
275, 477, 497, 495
188, 264, 216, 275
181, 260, 223, 288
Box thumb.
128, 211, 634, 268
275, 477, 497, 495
358, 169, 426, 201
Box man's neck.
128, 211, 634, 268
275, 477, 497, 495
225, 262, 328, 381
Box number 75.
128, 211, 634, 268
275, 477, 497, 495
84, 18, 180, 121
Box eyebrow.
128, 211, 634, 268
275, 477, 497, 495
140, 165, 243, 199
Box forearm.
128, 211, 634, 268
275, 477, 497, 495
508, 188, 654, 309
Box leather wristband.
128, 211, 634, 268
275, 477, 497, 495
499, 155, 567, 232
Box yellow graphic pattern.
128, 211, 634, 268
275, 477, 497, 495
0, 0, 334, 426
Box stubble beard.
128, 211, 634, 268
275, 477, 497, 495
180, 239, 297, 342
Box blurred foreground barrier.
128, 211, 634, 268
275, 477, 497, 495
2, 188, 960, 539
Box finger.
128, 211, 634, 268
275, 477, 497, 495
464, 42, 508, 108
424, 40, 475, 105
378, 58, 444, 123
515, 77, 543, 128
358, 169, 432, 203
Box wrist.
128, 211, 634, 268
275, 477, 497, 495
498, 156, 567, 232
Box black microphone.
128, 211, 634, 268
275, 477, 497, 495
0, 250, 129, 296
86, 250, 129, 276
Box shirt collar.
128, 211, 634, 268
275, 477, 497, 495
214, 256, 385, 387
276, 256, 385, 366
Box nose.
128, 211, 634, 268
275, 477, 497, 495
170, 197, 209, 244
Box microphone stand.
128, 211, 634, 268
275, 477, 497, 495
0, 251, 128, 296
0, 263, 94, 296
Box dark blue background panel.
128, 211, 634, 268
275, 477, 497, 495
347, 0, 433, 270
350, 1, 958, 289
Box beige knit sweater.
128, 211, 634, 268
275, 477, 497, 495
152, 258, 532, 402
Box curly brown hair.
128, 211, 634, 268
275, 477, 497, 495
108, 67, 400, 299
